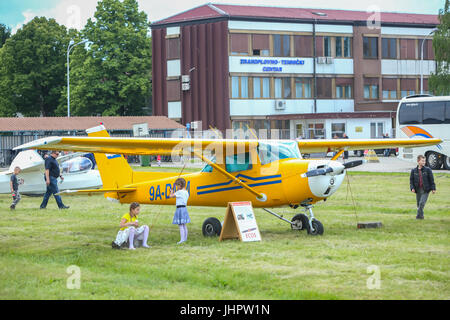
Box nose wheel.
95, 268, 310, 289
263, 206, 324, 236
291, 205, 324, 235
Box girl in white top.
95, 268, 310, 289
169, 178, 190, 244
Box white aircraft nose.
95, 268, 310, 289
305, 160, 346, 198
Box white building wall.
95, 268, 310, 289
229, 99, 354, 117
228, 20, 353, 34
381, 27, 436, 36
381, 60, 435, 75
229, 56, 353, 74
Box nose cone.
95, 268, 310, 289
306, 160, 345, 198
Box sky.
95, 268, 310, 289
0, 0, 446, 33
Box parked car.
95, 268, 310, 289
353, 148, 398, 157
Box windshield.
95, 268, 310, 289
258, 141, 301, 165
61, 157, 93, 174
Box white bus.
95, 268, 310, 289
396, 95, 450, 170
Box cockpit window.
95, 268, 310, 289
61, 157, 93, 174
201, 153, 253, 173
225, 153, 252, 173
201, 156, 215, 173
258, 141, 301, 165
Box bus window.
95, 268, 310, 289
446, 102, 450, 124
399, 102, 423, 124
423, 101, 445, 124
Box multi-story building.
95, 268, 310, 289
151, 4, 438, 139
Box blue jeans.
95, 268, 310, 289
40, 176, 65, 208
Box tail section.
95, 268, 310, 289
86, 125, 133, 190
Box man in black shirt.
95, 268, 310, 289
410, 154, 436, 219
40, 150, 69, 209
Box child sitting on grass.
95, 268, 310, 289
112, 202, 150, 250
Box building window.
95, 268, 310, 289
336, 85, 352, 99
252, 34, 270, 56
273, 34, 290, 57
382, 78, 398, 100
331, 123, 346, 138
400, 78, 416, 98
274, 77, 292, 99
363, 37, 378, 59
307, 123, 325, 139
382, 38, 397, 59
316, 78, 332, 99
274, 78, 282, 98
370, 122, 384, 138
253, 77, 270, 99
335, 37, 352, 58
294, 35, 313, 57
231, 76, 249, 99
230, 33, 249, 55
323, 37, 331, 57
364, 85, 379, 99
295, 78, 312, 98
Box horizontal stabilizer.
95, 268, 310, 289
56, 188, 136, 195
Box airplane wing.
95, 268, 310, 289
296, 138, 442, 154
14, 136, 257, 155
14, 135, 441, 156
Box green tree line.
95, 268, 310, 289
0, 0, 152, 117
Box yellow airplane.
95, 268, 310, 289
15, 124, 441, 236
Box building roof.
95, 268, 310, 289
152, 3, 439, 27
0, 116, 185, 132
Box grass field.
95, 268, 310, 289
0, 170, 449, 300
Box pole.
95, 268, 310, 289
67, 39, 88, 117
420, 29, 436, 94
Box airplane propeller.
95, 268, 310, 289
301, 160, 365, 178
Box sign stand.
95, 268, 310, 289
219, 201, 261, 242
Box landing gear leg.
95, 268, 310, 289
303, 205, 324, 236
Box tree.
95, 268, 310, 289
0, 17, 69, 116
0, 23, 11, 48
429, 0, 450, 95
60, 0, 152, 116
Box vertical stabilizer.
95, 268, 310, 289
86, 125, 133, 190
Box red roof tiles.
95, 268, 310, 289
0, 116, 185, 132
152, 3, 438, 26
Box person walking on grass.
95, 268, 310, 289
112, 202, 150, 250
169, 177, 190, 244
410, 154, 436, 220
10, 166, 23, 210
40, 150, 69, 209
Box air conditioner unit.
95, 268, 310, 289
326, 57, 334, 64
274, 100, 286, 110
316, 57, 327, 64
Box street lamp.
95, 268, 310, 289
420, 28, 437, 94
67, 39, 88, 117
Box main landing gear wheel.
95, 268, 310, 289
202, 217, 222, 237
291, 214, 309, 231
307, 219, 324, 236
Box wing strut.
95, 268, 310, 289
193, 150, 267, 201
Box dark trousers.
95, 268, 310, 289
40, 176, 64, 208
415, 188, 429, 218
